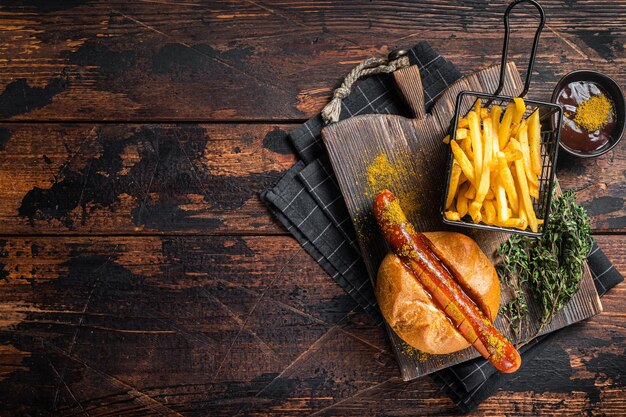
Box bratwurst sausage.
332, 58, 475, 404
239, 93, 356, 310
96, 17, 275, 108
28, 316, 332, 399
373, 189, 521, 373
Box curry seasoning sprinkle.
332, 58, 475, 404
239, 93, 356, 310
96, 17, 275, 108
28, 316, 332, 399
401, 342, 430, 362
573, 93, 614, 132
365, 153, 420, 217
487, 333, 507, 360
366, 153, 396, 192
379, 197, 407, 228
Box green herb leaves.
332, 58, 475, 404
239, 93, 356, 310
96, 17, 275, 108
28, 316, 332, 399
497, 190, 593, 338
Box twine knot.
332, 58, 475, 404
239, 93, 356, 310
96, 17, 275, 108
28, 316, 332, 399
321, 55, 410, 124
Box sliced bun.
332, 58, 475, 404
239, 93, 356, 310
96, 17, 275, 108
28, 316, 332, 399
375, 232, 500, 355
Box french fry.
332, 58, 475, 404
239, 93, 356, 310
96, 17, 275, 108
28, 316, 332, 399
442, 134, 450, 144
484, 118, 499, 206
484, 200, 496, 224
528, 109, 542, 175
459, 172, 468, 185
529, 180, 539, 199
468, 203, 482, 223
477, 118, 494, 202
444, 211, 461, 221
446, 161, 462, 209
518, 202, 527, 224
511, 138, 538, 232
464, 134, 475, 160
474, 98, 481, 115
492, 109, 501, 158
510, 122, 520, 138
513, 97, 525, 124
456, 128, 468, 140
517, 120, 539, 189
458, 117, 469, 128
491, 105, 503, 140
464, 184, 477, 199
496, 217, 526, 230
480, 107, 490, 120
502, 145, 523, 162
469, 118, 494, 221
481, 110, 489, 157
516, 201, 529, 231
467, 110, 483, 180
519, 217, 528, 230
497, 151, 519, 212
499, 103, 514, 149
450, 140, 476, 186
494, 181, 509, 222
457, 183, 469, 217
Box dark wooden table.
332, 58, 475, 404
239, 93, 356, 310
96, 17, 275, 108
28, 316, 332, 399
0, 1, 624, 415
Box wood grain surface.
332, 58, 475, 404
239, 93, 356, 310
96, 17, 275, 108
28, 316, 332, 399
1, 1, 625, 121
0, 0, 624, 415
0, 123, 296, 235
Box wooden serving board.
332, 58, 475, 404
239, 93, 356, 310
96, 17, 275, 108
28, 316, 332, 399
321, 62, 603, 380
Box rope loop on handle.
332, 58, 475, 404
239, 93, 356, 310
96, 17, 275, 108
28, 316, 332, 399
321, 54, 410, 124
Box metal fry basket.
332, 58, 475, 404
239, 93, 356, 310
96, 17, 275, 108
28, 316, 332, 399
442, 0, 563, 237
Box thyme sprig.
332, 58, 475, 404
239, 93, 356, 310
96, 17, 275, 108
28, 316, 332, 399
497, 189, 593, 339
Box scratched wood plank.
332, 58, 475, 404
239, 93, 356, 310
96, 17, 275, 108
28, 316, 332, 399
0, 235, 359, 415
0, 123, 296, 235
322, 62, 602, 380
0, 235, 623, 416
0, 123, 623, 235
0, 1, 625, 121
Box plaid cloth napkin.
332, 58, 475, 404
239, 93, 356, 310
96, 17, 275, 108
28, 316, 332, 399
260, 42, 624, 412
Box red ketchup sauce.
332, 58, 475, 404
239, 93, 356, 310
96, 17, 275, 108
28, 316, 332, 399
556, 81, 615, 153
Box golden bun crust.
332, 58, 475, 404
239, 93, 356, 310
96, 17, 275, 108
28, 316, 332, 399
375, 232, 500, 355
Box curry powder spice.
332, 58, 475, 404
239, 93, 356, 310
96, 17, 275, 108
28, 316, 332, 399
365, 153, 420, 217
573, 93, 614, 132
401, 342, 430, 362
486, 332, 508, 361
378, 196, 407, 227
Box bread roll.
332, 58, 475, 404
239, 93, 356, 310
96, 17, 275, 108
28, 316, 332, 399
375, 232, 500, 355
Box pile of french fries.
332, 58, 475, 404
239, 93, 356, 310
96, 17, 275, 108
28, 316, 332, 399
443, 98, 543, 233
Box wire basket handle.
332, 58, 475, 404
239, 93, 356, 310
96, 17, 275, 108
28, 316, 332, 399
494, 0, 545, 98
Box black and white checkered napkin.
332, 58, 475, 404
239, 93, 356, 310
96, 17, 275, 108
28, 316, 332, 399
260, 42, 624, 412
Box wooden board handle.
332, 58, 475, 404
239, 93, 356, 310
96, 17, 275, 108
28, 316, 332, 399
392, 65, 426, 120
